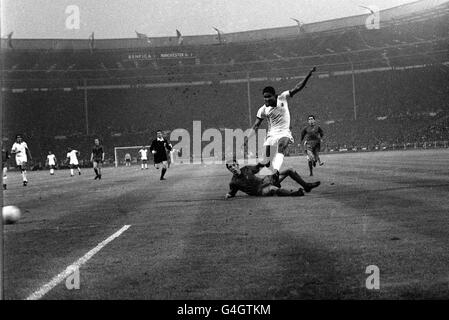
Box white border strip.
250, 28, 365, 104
26, 224, 131, 300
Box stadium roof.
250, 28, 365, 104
1, 0, 448, 51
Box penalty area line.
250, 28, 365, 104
25, 224, 131, 300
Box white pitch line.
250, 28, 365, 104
26, 224, 131, 300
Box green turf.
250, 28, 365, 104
3, 149, 449, 299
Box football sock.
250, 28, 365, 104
50, 168, 54, 174
308, 161, 313, 175
94, 168, 98, 176
22, 171, 27, 182
272, 153, 284, 172
161, 168, 167, 179
70, 169, 74, 176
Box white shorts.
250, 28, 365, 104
263, 131, 294, 147
70, 161, 79, 166
16, 157, 27, 167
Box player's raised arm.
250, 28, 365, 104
289, 66, 316, 98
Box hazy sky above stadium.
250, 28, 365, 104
1, 0, 422, 39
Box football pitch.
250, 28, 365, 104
3, 149, 449, 299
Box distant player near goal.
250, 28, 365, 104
46, 151, 57, 175
91, 138, 105, 180
150, 130, 172, 181
10, 134, 32, 186
124, 153, 132, 167
66, 147, 81, 177
138, 146, 149, 170
244, 67, 317, 185
300, 115, 324, 176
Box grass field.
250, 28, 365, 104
3, 149, 449, 300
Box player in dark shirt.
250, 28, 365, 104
90, 138, 105, 180
150, 130, 172, 180
225, 159, 320, 198
300, 115, 324, 176
2, 143, 10, 190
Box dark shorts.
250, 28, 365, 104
125, 159, 131, 163
2, 162, 7, 168
154, 154, 168, 164
306, 141, 321, 154
93, 158, 103, 164
141, 159, 148, 163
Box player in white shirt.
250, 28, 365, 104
66, 147, 81, 176
169, 147, 178, 168
2, 143, 10, 190
46, 151, 57, 175
245, 67, 316, 185
124, 153, 132, 167
138, 146, 149, 170
10, 134, 32, 186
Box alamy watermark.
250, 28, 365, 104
65, 5, 80, 30
365, 265, 380, 290
65, 267, 80, 290
169, 121, 268, 165
364, 5, 380, 30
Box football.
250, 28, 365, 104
2, 205, 21, 224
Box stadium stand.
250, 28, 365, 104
1, 0, 448, 164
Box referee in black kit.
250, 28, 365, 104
150, 130, 172, 181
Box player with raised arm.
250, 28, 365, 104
225, 159, 320, 198
10, 134, 32, 186
66, 147, 81, 177
2, 143, 10, 189
138, 146, 149, 170
300, 115, 324, 176
46, 151, 57, 175
244, 67, 317, 185
150, 130, 172, 181
91, 138, 105, 180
